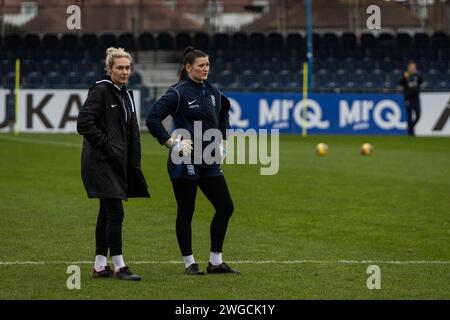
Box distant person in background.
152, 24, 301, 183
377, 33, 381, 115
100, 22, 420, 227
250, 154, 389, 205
400, 61, 423, 136
77, 47, 150, 281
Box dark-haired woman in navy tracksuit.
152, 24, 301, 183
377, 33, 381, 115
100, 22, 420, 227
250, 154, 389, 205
146, 47, 239, 275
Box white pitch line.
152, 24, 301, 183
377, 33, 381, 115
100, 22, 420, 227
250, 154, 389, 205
1, 260, 450, 266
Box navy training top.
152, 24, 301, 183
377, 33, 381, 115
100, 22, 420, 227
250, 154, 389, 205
145, 77, 231, 167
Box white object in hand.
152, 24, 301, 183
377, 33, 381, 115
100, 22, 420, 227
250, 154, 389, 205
171, 135, 193, 156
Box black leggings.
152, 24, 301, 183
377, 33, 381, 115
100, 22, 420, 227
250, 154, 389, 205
95, 198, 124, 257
172, 175, 234, 256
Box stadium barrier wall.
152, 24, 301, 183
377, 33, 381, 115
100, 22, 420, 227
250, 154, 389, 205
415, 93, 450, 136
0, 89, 140, 133
0, 89, 449, 136
225, 92, 450, 136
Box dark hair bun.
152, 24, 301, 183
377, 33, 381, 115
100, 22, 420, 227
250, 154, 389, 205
183, 46, 195, 56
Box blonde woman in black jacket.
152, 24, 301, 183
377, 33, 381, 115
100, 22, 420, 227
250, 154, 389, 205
77, 47, 149, 281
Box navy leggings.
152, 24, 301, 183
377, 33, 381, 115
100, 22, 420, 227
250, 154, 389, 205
171, 175, 234, 256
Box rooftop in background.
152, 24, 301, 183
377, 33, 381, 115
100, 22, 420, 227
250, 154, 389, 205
0, 0, 449, 34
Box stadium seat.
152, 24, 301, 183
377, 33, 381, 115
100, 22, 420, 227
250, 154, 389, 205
323, 33, 339, 57
340, 33, 356, 51
353, 69, 366, 84
175, 32, 192, 50
367, 69, 385, 88
42, 34, 59, 51
193, 32, 210, 51
324, 57, 338, 71
4, 33, 22, 52
334, 69, 347, 88
413, 33, 430, 49
59, 59, 74, 74
286, 33, 303, 50
138, 32, 155, 51
278, 70, 293, 88
231, 33, 248, 51
211, 33, 228, 52
339, 57, 355, 71
288, 59, 303, 72
207, 73, 218, 86
425, 69, 440, 89
157, 32, 174, 50
267, 33, 284, 51
128, 72, 142, 86
24, 71, 43, 88
260, 69, 275, 88
379, 57, 394, 71
80, 33, 99, 51
249, 32, 266, 51
229, 59, 245, 74
396, 33, 412, 50
60, 34, 79, 51
118, 33, 136, 51
23, 34, 41, 51
360, 33, 378, 58
315, 69, 330, 88
21, 59, 35, 75
65, 71, 82, 87
84, 71, 98, 85
432, 32, 449, 50
240, 70, 259, 89
219, 70, 238, 89
2, 71, 15, 88
100, 33, 117, 50
48, 71, 63, 88
361, 57, 375, 71
379, 33, 394, 49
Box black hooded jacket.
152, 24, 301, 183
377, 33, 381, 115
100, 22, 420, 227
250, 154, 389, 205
77, 75, 150, 200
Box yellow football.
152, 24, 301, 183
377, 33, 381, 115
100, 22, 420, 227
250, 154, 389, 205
315, 143, 328, 156
360, 143, 374, 156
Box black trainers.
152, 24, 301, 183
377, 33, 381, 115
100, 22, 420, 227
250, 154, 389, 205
207, 262, 240, 274
113, 266, 141, 281
185, 263, 205, 275
92, 265, 114, 278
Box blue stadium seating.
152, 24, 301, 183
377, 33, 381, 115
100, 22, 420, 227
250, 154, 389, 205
1, 31, 449, 93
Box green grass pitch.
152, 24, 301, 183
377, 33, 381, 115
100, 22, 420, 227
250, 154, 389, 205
0, 133, 449, 299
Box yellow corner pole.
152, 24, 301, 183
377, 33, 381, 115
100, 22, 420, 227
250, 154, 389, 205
302, 62, 308, 137
14, 58, 20, 135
